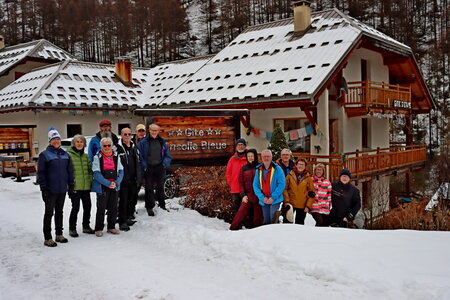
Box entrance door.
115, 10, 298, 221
329, 119, 339, 153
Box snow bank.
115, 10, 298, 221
0, 177, 449, 299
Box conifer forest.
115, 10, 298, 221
0, 0, 448, 151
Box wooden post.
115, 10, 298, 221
376, 147, 380, 172
355, 149, 359, 177
405, 171, 411, 196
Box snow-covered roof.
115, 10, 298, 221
0, 61, 151, 110
149, 9, 411, 108
138, 55, 213, 107
0, 39, 76, 76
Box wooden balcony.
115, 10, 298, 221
344, 80, 412, 117
293, 144, 426, 181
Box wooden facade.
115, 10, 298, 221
153, 116, 237, 160
344, 80, 412, 117
294, 144, 426, 181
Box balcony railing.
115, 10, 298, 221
346, 80, 411, 110
293, 144, 426, 181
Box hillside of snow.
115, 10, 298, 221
0, 176, 449, 300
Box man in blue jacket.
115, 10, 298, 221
138, 123, 172, 216
253, 149, 286, 224
88, 119, 119, 162
38, 127, 74, 247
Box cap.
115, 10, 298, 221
99, 120, 112, 127
136, 124, 146, 131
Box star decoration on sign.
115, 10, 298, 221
214, 129, 221, 135
168, 130, 174, 137
206, 128, 213, 135
177, 129, 183, 136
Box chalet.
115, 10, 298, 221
137, 2, 434, 222
0, 3, 435, 224
0, 58, 151, 158
0, 37, 76, 89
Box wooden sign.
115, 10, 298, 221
152, 116, 236, 160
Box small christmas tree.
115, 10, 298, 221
268, 123, 289, 161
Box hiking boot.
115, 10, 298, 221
107, 228, 120, 234
147, 209, 155, 216
69, 230, 79, 238
55, 235, 68, 243
119, 223, 130, 231
83, 227, 95, 234
44, 239, 57, 247
127, 219, 137, 226
95, 231, 103, 237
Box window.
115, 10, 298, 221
118, 124, 130, 134
274, 118, 310, 153
67, 124, 82, 138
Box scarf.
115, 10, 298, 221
259, 164, 274, 198
293, 167, 308, 183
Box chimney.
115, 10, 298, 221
292, 1, 311, 33
115, 56, 132, 84
0, 35, 4, 50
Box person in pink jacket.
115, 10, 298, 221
226, 138, 248, 213
310, 163, 332, 226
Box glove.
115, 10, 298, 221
41, 187, 49, 202
346, 213, 354, 221
307, 191, 316, 198
68, 184, 75, 199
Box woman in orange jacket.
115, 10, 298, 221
282, 158, 315, 224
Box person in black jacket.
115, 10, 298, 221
117, 127, 141, 231
38, 127, 74, 247
329, 169, 361, 227
138, 123, 172, 216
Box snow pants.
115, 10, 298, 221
69, 190, 92, 231
230, 201, 263, 230
144, 164, 165, 210
95, 189, 118, 231
118, 181, 138, 224
311, 213, 328, 227
43, 192, 65, 240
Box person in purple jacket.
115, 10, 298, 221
38, 127, 74, 247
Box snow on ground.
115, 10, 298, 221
0, 176, 449, 300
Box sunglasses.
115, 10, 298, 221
102, 144, 112, 147
138, 129, 146, 132
123, 133, 132, 136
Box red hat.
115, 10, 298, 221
99, 120, 112, 127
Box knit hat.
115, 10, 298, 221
236, 138, 247, 146
136, 124, 146, 131
340, 169, 351, 178
48, 126, 61, 142
99, 120, 112, 127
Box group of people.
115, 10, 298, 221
38, 122, 360, 247
227, 139, 361, 230
38, 120, 171, 247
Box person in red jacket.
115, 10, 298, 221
226, 138, 248, 212
230, 149, 263, 230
